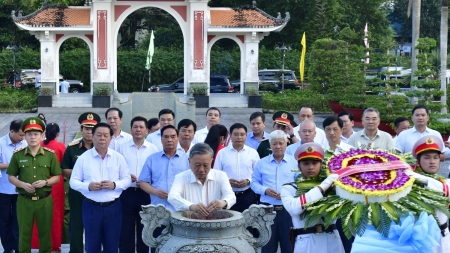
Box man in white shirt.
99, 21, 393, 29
146, 109, 175, 151
293, 105, 327, 146
106, 108, 132, 150
70, 123, 131, 253
322, 116, 353, 153
285, 120, 316, 156
59, 78, 70, 93
117, 116, 158, 253
337, 111, 355, 143
35, 69, 41, 88
395, 105, 445, 157
245, 112, 270, 150
348, 108, 394, 150
392, 117, 410, 146
214, 123, 260, 212
177, 119, 196, 154
192, 107, 221, 144
168, 143, 236, 216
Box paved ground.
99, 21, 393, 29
0, 111, 449, 252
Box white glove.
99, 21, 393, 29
405, 170, 429, 184
319, 174, 339, 191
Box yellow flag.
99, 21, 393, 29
300, 32, 306, 82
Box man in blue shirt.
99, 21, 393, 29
251, 130, 298, 253
139, 125, 190, 253
0, 120, 27, 253
245, 112, 269, 150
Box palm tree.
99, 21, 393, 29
440, 0, 448, 113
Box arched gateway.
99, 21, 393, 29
11, 0, 289, 98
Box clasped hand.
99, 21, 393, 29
189, 199, 226, 216
89, 180, 114, 191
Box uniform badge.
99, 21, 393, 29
30, 119, 36, 124
306, 147, 314, 153
426, 138, 434, 144
87, 114, 94, 120
281, 113, 288, 119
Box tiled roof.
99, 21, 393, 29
13, 6, 91, 27
210, 7, 287, 28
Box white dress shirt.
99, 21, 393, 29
323, 141, 354, 154
213, 144, 260, 192
168, 169, 236, 211
117, 139, 158, 187
109, 130, 132, 151
293, 126, 327, 146
145, 130, 163, 151
192, 127, 209, 144
176, 142, 194, 154
395, 126, 444, 153
70, 148, 131, 202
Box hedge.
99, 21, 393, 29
262, 90, 331, 112
0, 46, 302, 92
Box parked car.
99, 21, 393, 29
231, 69, 299, 93
148, 74, 233, 93
5, 69, 84, 92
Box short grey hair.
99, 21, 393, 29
300, 120, 316, 130
189, 143, 214, 159
268, 130, 287, 144
363, 107, 380, 118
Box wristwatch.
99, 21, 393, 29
289, 134, 295, 138
45, 180, 48, 186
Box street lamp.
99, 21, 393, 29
6, 44, 23, 87
275, 44, 291, 92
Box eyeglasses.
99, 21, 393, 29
160, 118, 174, 123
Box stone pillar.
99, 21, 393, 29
39, 31, 58, 95
243, 32, 260, 94
187, 0, 209, 95
92, 0, 114, 95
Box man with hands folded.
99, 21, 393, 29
70, 123, 131, 253
168, 143, 236, 217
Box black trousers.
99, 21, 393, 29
230, 188, 257, 213
119, 187, 151, 253
261, 206, 292, 253
337, 219, 354, 253
0, 193, 19, 252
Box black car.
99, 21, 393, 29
231, 69, 299, 93
149, 74, 233, 93
6, 70, 84, 92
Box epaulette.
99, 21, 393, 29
14, 148, 25, 153
261, 138, 269, 142
43, 147, 55, 153
69, 140, 80, 147
282, 182, 298, 190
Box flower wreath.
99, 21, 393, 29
296, 148, 450, 239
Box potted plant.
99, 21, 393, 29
38, 87, 53, 107
246, 86, 261, 108
92, 84, 111, 108
190, 84, 209, 108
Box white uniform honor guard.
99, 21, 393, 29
281, 142, 345, 253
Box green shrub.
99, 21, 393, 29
262, 90, 330, 112
93, 85, 112, 96
246, 86, 259, 96
40, 87, 53, 96
189, 84, 208, 96
0, 89, 37, 111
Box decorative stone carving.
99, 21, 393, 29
140, 204, 276, 253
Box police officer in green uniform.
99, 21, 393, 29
61, 112, 100, 253
257, 111, 299, 158
7, 117, 61, 253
